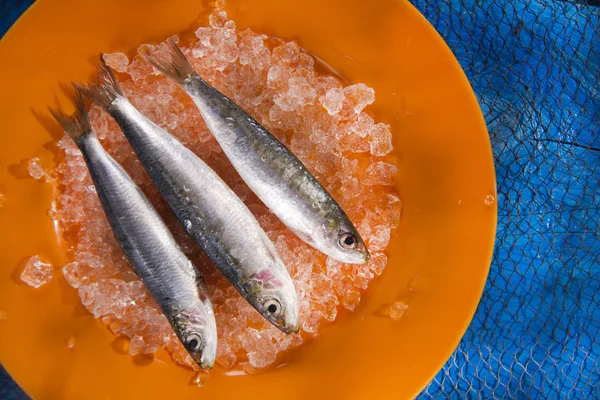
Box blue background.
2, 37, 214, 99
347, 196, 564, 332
1, 0, 599, 398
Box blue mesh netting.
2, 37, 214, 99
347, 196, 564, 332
1, 0, 598, 398
412, 0, 600, 398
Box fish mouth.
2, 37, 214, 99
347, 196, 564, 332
342, 249, 370, 264
270, 319, 300, 335
362, 249, 371, 262
266, 314, 300, 334
190, 350, 215, 370
281, 324, 300, 334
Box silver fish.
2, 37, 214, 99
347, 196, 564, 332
143, 41, 370, 265
77, 62, 299, 334
49, 91, 217, 369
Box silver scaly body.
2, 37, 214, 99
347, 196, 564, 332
77, 132, 217, 368
182, 75, 369, 264
102, 95, 299, 333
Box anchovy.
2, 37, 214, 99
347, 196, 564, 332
144, 41, 370, 264
77, 62, 299, 334
49, 90, 217, 369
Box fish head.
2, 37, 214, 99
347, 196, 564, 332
172, 300, 218, 369
318, 216, 370, 264
243, 266, 300, 334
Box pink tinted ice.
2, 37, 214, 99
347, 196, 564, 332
363, 162, 398, 186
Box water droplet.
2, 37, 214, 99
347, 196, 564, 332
0, 310, 7, 321
190, 370, 210, 387
409, 276, 431, 292
0, 193, 5, 207
484, 195, 495, 205
457, 199, 462, 205
224, 370, 247, 376
65, 336, 76, 349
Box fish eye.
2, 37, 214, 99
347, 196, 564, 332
185, 333, 203, 352
264, 299, 282, 317
339, 233, 357, 249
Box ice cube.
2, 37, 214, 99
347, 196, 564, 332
370, 226, 391, 251
21, 256, 53, 288
62, 262, 85, 288
369, 123, 393, 156
388, 302, 408, 320
28, 158, 45, 180
103, 53, 129, 73
368, 253, 388, 276
363, 162, 397, 186
320, 88, 345, 115
344, 84, 375, 114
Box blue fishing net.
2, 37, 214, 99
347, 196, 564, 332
1, 0, 598, 398
412, 1, 600, 398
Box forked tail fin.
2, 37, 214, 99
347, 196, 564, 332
75, 56, 125, 109
141, 39, 197, 85
48, 89, 92, 143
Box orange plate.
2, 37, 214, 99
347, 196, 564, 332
0, 0, 496, 398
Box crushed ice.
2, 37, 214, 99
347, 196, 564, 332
52, 8, 401, 371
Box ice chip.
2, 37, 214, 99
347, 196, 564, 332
21, 256, 53, 288
342, 289, 361, 311
191, 370, 210, 387
344, 84, 375, 114
368, 253, 388, 276
267, 65, 292, 90
341, 177, 362, 198
370, 226, 391, 251
209, 10, 229, 29
62, 262, 84, 288
320, 88, 345, 115
340, 131, 370, 153
363, 162, 397, 186
129, 335, 146, 356
239, 34, 270, 71
388, 302, 408, 320
273, 42, 300, 65
351, 113, 374, 138
302, 311, 321, 333
274, 76, 316, 111
369, 123, 393, 156
28, 158, 46, 180
103, 53, 129, 73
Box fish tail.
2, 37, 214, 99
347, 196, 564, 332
48, 88, 92, 142
141, 39, 197, 85
75, 55, 125, 109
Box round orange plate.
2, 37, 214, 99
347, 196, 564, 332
0, 0, 496, 398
